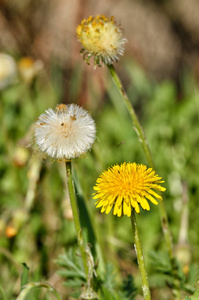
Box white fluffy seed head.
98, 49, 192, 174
34, 104, 96, 160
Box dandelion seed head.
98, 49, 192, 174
76, 15, 127, 67
34, 104, 96, 160
93, 162, 166, 217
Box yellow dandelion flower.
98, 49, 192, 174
93, 162, 166, 217
76, 15, 127, 66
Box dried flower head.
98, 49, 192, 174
0, 53, 17, 90
34, 104, 96, 160
93, 162, 166, 217
76, 15, 127, 66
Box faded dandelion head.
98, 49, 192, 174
0, 53, 17, 90
93, 162, 166, 217
34, 104, 96, 160
76, 15, 127, 67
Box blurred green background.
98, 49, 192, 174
1, 0, 199, 299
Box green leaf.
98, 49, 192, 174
187, 289, 199, 300
74, 174, 97, 252
0, 283, 7, 300
74, 172, 105, 276
56, 247, 87, 295
121, 274, 137, 300
187, 264, 199, 285
21, 263, 29, 290
63, 278, 83, 288
16, 282, 62, 300
57, 269, 84, 278
149, 250, 172, 274
102, 263, 116, 290
56, 248, 86, 280
99, 286, 117, 300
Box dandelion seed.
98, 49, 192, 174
76, 15, 127, 67
0, 53, 17, 90
34, 104, 96, 160
93, 162, 166, 217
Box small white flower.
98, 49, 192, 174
0, 53, 17, 90
34, 104, 96, 160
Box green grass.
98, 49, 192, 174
0, 57, 199, 299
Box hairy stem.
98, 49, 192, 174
131, 211, 151, 300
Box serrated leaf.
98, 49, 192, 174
56, 248, 86, 280
56, 247, 87, 293
149, 250, 172, 274
103, 263, 117, 290
63, 279, 83, 288
57, 270, 85, 279
56, 249, 83, 272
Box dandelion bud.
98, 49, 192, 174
5, 226, 17, 238
76, 15, 127, 67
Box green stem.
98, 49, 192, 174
108, 64, 181, 299
131, 211, 151, 300
108, 64, 153, 168
65, 161, 89, 278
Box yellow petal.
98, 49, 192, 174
117, 205, 122, 217
131, 198, 140, 213
143, 192, 158, 205
101, 206, 107, 213
116, 195, 123, 206
140, 198, 150, 210
134, 201, 140, 213
123, 201, 131, 217
105, 204, 113, 214
147, 189, 162, 200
